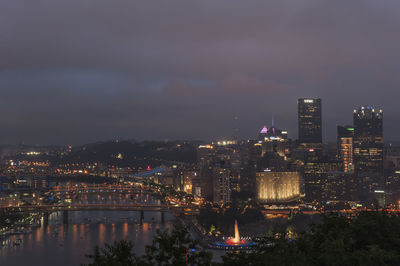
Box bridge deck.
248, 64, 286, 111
0, 204, 199, 214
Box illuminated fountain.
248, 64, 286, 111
214, 220, 256, 249
225, 220, 243, 245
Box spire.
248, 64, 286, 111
271, 116, 276, 136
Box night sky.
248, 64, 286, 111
1, 1, 400, 145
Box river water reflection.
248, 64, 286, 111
0, 193, 175, 266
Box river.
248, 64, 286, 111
0, 193, 176, 265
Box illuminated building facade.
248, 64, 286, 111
259, 126, 269, 140
256, 171, 301, 203
182, 170, 198, 194
353, 107, 383, 193
298, 98, 322, 143
337, 125, 354, 172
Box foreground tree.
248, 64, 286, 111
221, 211, 400, 266
142, 224, 212, 265
85, 212, 400, 266
84, 224, 212, 266
83, 240, 140, 266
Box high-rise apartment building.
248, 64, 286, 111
197, 145, 215, 201
213, 166, 232, 204
298, 98, 322, 143
197, 144, 234, 204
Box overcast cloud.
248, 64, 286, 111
1, 0, 400, 144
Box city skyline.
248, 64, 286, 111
0, 101, 388, 146
1, 1, 400, 144
3, 2, 400, 265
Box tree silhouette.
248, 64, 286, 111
84, 224, 212, 266
83, 240, 139, 266
84, 212, 400, 266
222, 212, 400, 266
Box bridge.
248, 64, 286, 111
0, 184, 152, 195
3, 203, 164, 212
49, 184, 151, 194
1, 203, 199, 214
0, 203, 199, 224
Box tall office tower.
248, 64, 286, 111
298, 98, 322, 143
337, 125, 354, 172
353, 107, 383, 193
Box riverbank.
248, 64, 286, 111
0, 212, 41, 241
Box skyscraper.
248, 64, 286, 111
213, 166, 231, 204
353, 106, 383, 193
197, 144, 215, 201
298, 98, 322, 143
197, 144, 235, 204
337, 125, 354, 173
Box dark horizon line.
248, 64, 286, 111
2, 138, 400, 148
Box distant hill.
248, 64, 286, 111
61, 140, 199, 167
